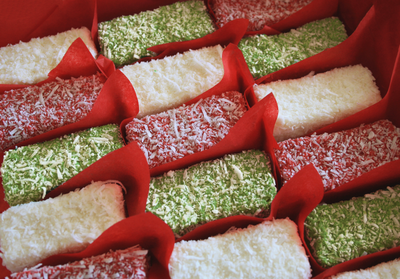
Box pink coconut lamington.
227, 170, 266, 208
125, 91, 248, 168
10, 245, 149, 279
275, 119, 400, 191
212, 0, 313, 31
0, 73, 105, 151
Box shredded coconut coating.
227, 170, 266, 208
0, 73, 105, 151
169, 218, 311, 279
10, 245, 148, 279
330, 257, 400, 279
305, 185, 400, 268
98, 0, 215, 67
212, 0, 313, 31
239, 17, 348, 78
275, 120, 400, 191
120, 45, 224, 118
254, 64, 382, 142
0, 181, 126, 273
125, 91, 247, 168
147, 150, 276, 237
0, 27, 97, 85
1, 124, 124, 206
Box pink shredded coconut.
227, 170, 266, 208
11, 245, 149, 279
275, 120, 400, 191
125, 91, 248, 168
0, 73, 105, 151
212, 0, 313, 31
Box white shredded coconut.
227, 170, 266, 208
169, 218, 311, 279
0, 181, 126, 273
120, 45, 224, 118
254, 64, 382, 142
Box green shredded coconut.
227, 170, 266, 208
238, 17, 348, 79
305, 185, 400, 268
146, 149, 277, 237
1, 124, 124, 206
98, 0, 216, 67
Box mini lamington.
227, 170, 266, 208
254, 64, 382, 142
169, 218, 312, 279
212, 0, 313, 31
275, 119, 400, 191
10, 245, 148, 279
120, 45, 224, 118
0, 73, 105, 151
147, 149, 276, 237
125, 91, 247, 168
305, 185, 400, 268
239, 17, 348, 78
0, 181, 126, 273
98, 0, 216, 67
0, 27, 97, 85
1, 124, 124, 206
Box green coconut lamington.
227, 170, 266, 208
305, 185, 400, 268
146, 149, 277, 237
98, 0, 216, 67
1, 124, 123, 206
239, 17, 348, 79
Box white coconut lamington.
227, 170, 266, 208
0, 180, 126, 273
120, 45, 224, 118
0, 27, 97, 85
1, 124, 124, 206
147, 150, 276, 237
254, 64, 382, 142
10, 245, 149, 279
98, 0, 216, 67
239, 17, 348, 79
330, 258, 400, 279
0, 73, 105, 151
169, 218, 312, 279
212, 0, 313, 31
275, 120, 400, 191
125, 91, 247, 168
305, 185, 400, 268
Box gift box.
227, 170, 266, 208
1, 0, 399, 278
